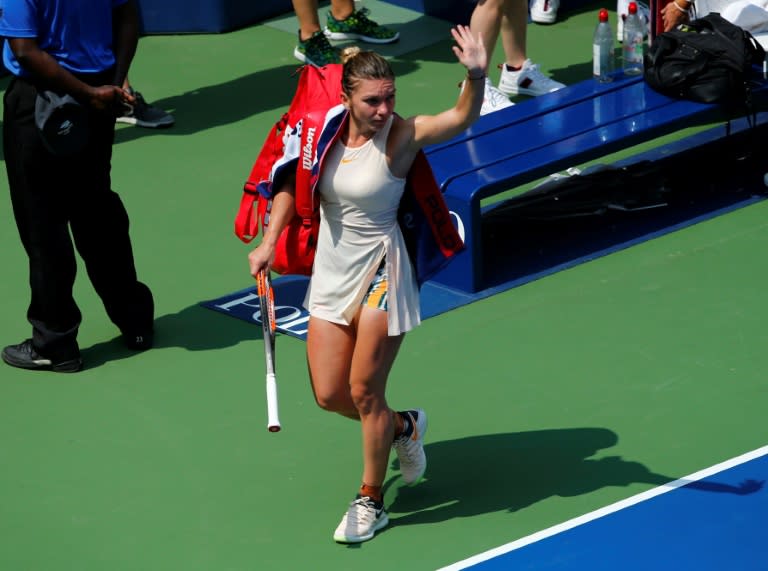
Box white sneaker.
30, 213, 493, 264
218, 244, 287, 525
530, 0, 560, 24
392, 409, 427, 485
481, 78, 514, 116
498, 60, 566, 97
617, 0, 651, 41
333, 495, 389, 543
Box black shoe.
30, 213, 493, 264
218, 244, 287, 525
1, 339, 83, 373
122, 330, 154, 351
116, 87, 174, 128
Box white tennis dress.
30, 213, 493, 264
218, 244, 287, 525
304, 114, 421, 335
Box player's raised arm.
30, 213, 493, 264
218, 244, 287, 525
409, 25, 487, 150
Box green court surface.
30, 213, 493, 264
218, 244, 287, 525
1, 4, 767, 570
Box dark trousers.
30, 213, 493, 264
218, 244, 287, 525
3, 73, 153, 360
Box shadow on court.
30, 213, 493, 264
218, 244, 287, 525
80, 303, 256, 369
386, 428, 763, 527
112, 60, 418, 146
113, 64, 302, 145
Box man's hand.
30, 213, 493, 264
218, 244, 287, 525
87, 85, 135, 114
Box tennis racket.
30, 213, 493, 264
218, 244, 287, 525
257, 270, 281, 432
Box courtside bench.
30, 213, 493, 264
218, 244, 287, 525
424, 71, 768, 293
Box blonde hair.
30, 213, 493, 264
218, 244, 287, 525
340, 47, 394, 95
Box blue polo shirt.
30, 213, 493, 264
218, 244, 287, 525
0, 0, 128, 76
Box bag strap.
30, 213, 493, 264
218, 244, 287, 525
235, 114, 288, 242
234, 185, 260, 243
743, 30, 766, 64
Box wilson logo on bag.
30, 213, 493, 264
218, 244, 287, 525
234, 64, 344, 275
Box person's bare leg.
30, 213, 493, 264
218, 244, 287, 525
294, 0, 355, 38
469, 0, 518, 113
348, 305, 404, 489
470, 0, 503, 62
330, 0, 355, 21
500, 0, 528, 68
307, 306, 404, 488
307, 316, 359, 419
292, 0, 321, 41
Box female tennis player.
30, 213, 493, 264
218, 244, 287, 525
247, 24, 486, 543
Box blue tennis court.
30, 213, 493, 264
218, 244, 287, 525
440, 447, 768, 570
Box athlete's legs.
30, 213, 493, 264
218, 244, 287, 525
306, 305, 404, 486
349, 305, 404, 487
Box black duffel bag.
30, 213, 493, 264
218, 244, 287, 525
644, 13, 764, 104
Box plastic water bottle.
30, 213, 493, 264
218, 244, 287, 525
622, 1, 644, 76
593, 9, 614, 83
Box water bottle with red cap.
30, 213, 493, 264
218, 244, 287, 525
593, 8, 615, 83
622, 1, 645, 76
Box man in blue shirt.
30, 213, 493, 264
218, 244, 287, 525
1, 0, 155, 373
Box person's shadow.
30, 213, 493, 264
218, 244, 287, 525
113, 63, 303, 145
385, 429, 764, 528
80, 302, 257, 368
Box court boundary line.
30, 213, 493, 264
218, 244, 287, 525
438, 445, 768, 570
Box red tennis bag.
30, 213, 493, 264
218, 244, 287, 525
234, 64, 344, 275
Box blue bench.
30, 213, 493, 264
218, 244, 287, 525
423, 72, 768, 293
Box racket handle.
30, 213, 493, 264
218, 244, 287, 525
266, 372, 281, 432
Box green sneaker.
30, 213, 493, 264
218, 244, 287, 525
324, 7, 400, 44
293, 30, 341, 67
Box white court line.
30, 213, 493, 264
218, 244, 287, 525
437, 445, 768, 571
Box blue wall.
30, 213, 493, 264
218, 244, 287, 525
138, 0, 293, 34
381, 0, 476, 24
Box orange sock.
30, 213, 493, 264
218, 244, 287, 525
392, 410, 405, 439
359, 483, 383, 503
